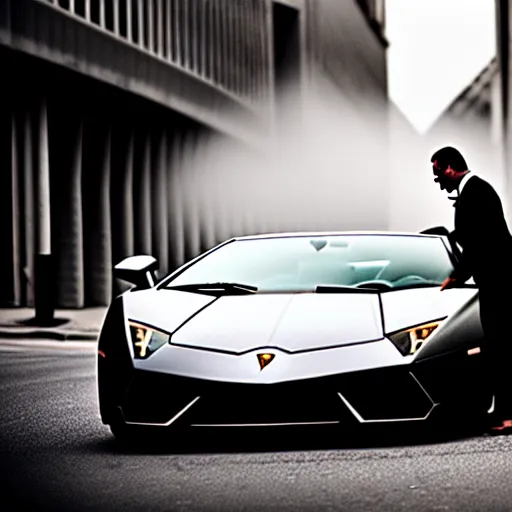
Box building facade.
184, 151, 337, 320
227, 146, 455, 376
427, 59, 502, 147
425, 58, 508, 228
0, 0, 389, 309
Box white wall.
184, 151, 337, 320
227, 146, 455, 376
388, 103, 455, 233
388, 100, 507, 234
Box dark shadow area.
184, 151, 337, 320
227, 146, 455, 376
90, 422, 486, 457
0, 317, 69, 328
272, 0, 301, 127
273, 2, 301, 88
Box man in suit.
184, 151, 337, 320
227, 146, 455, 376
431, 146, 512, 434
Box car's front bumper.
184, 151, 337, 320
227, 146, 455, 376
116, 365, 442, 429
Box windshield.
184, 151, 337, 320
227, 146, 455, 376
163, 235, 454, 292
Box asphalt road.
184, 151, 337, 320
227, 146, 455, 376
2, 339, 512, 511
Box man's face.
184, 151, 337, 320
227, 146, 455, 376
432, 160, 457, 193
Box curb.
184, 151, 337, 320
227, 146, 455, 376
0, 329, 98, 341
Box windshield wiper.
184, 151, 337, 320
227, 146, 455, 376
315, 285, 380, 294
165, 282, 258, 295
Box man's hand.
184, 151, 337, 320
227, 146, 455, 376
440, 276, 456, 291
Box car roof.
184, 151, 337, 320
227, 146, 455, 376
232, 231, 444, 241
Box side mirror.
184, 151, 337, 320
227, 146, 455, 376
421, 225, 462, 262
420, 226, 450, 237
114, 255, 159, 290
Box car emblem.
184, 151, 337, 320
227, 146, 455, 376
257, 353, 275, 370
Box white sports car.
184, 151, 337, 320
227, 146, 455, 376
97, 229, 489, 441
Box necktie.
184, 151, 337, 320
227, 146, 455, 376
449, 193, 459, 207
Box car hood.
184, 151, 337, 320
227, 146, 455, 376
123, 289, 384, 353
123, 286, 477, 354
380, 287, 478, 333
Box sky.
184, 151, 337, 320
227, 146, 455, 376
386, 0, 497, 134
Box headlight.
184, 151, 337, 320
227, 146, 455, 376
388, 320, 444, 356
128, 321, 169, 359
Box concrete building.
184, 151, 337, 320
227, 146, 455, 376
427, 59, 502, 149
386, 102, 452, 234
495, 0, 512, 223
425, 58, 508, 229
0, 0, 389, 310
387, 58, 506, 235
421, 0, 512, 228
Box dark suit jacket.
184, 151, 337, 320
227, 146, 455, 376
451, 174, 512, 289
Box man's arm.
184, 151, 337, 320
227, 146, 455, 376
449, 229, 473, 281
440, 230, 472, 290
441, 257, 472, 290
449, 242, 473, 283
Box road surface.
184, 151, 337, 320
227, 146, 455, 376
1, 338, 512, 511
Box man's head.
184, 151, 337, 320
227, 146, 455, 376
430, 146, 469, 193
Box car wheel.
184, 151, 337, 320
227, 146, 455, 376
109, 417, 175, 447
431, 401, 489, 436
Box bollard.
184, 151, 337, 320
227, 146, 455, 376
34, 253, 55, 326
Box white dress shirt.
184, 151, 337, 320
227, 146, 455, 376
458, 171, 475, 195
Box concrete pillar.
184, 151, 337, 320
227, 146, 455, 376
122, 130, 135, 258
173, 0, 182, 66
55, 120, 85, 308
85, 126, 112, 306
148, 0, 154, 53
97, 128, 113, 305
168, 130, 186, 269
36, 100, 51, 259
220, 0, 228, 88
11, 113, 21, 306
213, 171, 228, 244
99, 0, 106, 28
137, 0, 145, 48
214, 0, 222, 85
166, 0, 172, 60
137, 132, 152, 255
157, 0, 164, 57
208, 0, 215, 81
191, 0, 198, 73
248, 0, 257, 101
23, 110, 35, 306
201, 0, 207, 78
182, 129, 202, 261
267, 0, 276, 127
200, 138, 218, 250
127, 0, 133, 43
0, 0, 12, 45
152, 129, 169, 274
34, 98, 54, 323
225, 0, 233, 92
245, 0, 254, 101
183, 0, 190, 69
0, 86, 13, 306
192, 133, 209, 254
212, 138, 233, 243
110, 126, 134, 297
113, 0, 120, 36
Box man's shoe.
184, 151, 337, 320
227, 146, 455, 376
488, 419, 512, 435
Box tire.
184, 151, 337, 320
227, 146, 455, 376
109, 419, 139, 442
430, 400, 489, 436
109, 418, 175, 448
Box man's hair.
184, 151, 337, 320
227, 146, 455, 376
430, 146, 468, 171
